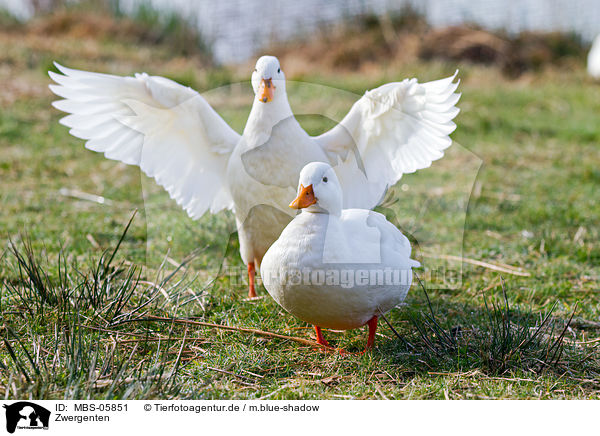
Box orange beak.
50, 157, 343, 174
258, 78, 275, 103
289, 184, 317, 209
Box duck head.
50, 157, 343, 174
290, 162, 343, 216
251, 56, 286, 104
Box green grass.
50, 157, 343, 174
1, 20, 599, 399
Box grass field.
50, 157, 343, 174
1, 12, 600, 399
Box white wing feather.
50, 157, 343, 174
49, 63, 241, 219
316, 72, 460, 209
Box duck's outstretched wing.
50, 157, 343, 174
315, 72, 460, 209
49, 63, 241, 219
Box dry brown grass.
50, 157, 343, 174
269, 13, 587, 79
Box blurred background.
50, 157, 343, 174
1, 0, 599, 66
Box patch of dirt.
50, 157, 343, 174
270, 12, 427, 76
28, 10, 140, 40
1, 8, 212, 62
420, 26, 510, 65
421, 26, 587, 78
270, 13, 587, 79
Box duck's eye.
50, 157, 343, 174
277, 68, 281, 73
254, 68, 257, 72
322, 177, 328, 183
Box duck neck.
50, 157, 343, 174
303, 204, 342, 217
243, 94, 294, 147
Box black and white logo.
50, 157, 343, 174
2, 402, 50, 434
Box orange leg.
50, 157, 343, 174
314, 326, 330, 347
247, 262, 256, 298
365, 316, 378, 351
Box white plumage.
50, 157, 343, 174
261, 162, 420, 349
588, 34, 600, 79
49, 56, 459, 297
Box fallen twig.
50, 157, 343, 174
422, 253, 531, 277
59, 187, 114, 205
570, 318, 600, 329
573, 337, 600, 345
109, 315, 322, 347
374, 384, 390, 400
117, 337, 209, 344
86, 234, 100, 248
77, 324, 145, 337
481, 277, 502, 292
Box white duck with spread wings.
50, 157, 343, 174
49, 55, 460, 297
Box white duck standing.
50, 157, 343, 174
49, 56, 459, 298
588, 34, 600, 79
261, 162, 420, 351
